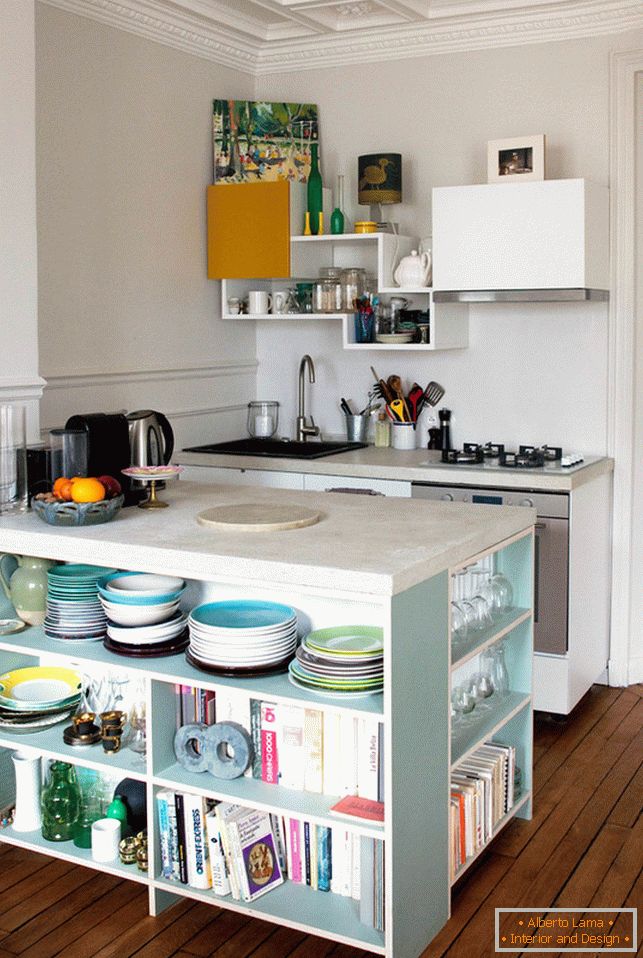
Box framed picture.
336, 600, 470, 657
213, 100, 318, 185
487, 135, 545, 183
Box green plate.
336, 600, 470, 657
303, 625, 383, 656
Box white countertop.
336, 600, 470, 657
0, 483, 534, 597
176, 446, 613, 492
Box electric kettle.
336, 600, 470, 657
126, 410, 174, 468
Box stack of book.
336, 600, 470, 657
449, 740, 516, 879
156, 791, 385, 931
174, 686, 384, 800
175, 684, 215, 726
156, 791, 284, 901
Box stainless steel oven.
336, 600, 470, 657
411, 484, 569, 655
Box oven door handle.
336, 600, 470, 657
535, 521, 547, 530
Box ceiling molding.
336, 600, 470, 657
39, 0, 643, 75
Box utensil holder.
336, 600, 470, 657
391, 422, 416, 450
11, 752, 42, 832
345, 415, 368, 443
354, 310, 374, 344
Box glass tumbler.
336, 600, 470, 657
247, 402, 279, 439
0, 403, 28, 514
48, 428, 88, 483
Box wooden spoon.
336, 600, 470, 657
387, 375, 411, 421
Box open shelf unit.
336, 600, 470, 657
0, 523, 532, 958
221, 232, 469, 352
448, 531, 534, 882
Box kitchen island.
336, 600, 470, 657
0, 484, 535, 958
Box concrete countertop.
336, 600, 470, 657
176, 446, 613, 493
0, 482, 534, 597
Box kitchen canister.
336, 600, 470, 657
0, 404, 28, 515
391, 422, 416, 450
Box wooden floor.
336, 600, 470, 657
0, 684, 640, 958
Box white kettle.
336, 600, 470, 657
393, 249, 432, 288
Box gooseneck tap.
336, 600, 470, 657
296, 354, 320, 442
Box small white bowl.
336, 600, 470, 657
100, 599, 180, 626
106, 573, 185, 597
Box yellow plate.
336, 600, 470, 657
0, 666, 82, 705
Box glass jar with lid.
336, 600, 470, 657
313, 279, 342, 313
340, 267, 367, 311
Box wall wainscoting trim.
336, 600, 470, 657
0, 377, 47, 403
42, 362, 258, 391
39, 0, 643, 75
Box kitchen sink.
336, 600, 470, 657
182, 438, 368, 460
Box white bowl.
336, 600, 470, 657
100, 599, 180, 626
106, 573, 185, 597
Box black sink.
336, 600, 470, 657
182, 438, 368, 460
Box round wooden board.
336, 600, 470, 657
196, 503, 321, 532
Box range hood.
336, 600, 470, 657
432, 288, 609, 303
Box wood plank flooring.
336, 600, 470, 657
0, 684, 639, 958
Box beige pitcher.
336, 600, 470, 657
0, 554, 54, 626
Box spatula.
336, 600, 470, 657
424, 381, 445, 407
407, 384, 425, 422
389, 399, 407, 422
387, 375, 411, 421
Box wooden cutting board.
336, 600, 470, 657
196, 502, 321, 532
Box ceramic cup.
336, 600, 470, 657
247, 291, 273, 315
273, 291, 288, 314
91, 818, 121, 862
391, 422, 416, 450
227, 297, 241, 315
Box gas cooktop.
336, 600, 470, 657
435, 443, 585, 471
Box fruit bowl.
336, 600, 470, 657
31, 495, 124, 527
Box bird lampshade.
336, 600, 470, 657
358, 153, 402, 205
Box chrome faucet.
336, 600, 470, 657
296, 354, 320, 442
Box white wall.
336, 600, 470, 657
35, 5, 257, 450
256, 31, 642, 450
0, 1, 45, 439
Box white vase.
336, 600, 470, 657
11, 751, 42, 832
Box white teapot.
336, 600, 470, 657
393, 249, 432, 288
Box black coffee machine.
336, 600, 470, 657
64, 412, 144, 506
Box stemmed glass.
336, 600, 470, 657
489, 573, 514, 614
451, 686, 476, 726
467, 671, 494, 711
452, 571, 477, 637
481, 643, 510, 695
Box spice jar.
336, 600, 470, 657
317, 267, 343, 311
340, 268, 366, 311
374, 412, 391, 448
313, 279, 340, 313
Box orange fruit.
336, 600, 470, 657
70, 477, 106, 503
54, 478, 74, 501
52, 476, 69, 498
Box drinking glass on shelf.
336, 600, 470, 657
467, 671, 494, 710
489, 573, 514, 613
482, 643, 510, 695
451, 601, 468, 651
451, 686, 476, 725
453, 571, 478, 634
469, 593, 493, 632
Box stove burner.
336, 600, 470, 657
500, 449, 546, 469
520, 444, 562, 462
482, 443, 505, 459
441, 447, 484, 464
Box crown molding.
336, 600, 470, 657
39, 0, 643, 74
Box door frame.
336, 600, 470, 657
607, 50, 643, 685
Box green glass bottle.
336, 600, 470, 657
307, 143, 323, 236
72, 770, 102, 849
41, 761, 80, 842
330, 174, 345, 235
106, 794, 128, 837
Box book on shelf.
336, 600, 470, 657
229, 807, 284, 901
450, 740, 516, 879
330, 795, 384, 823
182, 792, 211, 889
174, 686, 385, 801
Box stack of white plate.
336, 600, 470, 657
187, 600, 298, 676
97, 572, 187, 657
0, 666, 83, 730
289, 625, 384, 698
45, 564, 117, 642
